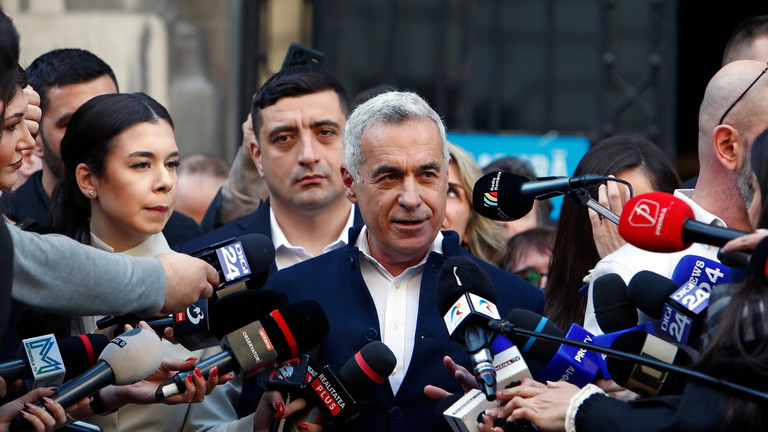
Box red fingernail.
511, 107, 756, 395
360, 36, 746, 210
212, 366, 218, 377
195, 367, 203, 378
186, 357, 197, 362
297, 423, 309, 431
187, 374, 194, 384
273, 400, 285, 419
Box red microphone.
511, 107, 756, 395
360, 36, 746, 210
618, 192, 748, 252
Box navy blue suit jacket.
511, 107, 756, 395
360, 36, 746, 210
263, 227, 545, 431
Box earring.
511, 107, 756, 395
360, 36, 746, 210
89, 190, 95, 197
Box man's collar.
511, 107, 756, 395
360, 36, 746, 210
269, 202, 355, 251
674, 189, 727, 227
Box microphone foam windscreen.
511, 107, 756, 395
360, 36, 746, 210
208, 289, 289, 339
260, 300, 329, 359
472, 171, 534, 221
749, 236, 768, 285
504, 309, 563, 362
606, 330, 693, 396
60, 334, 110, 381
99, 328, 163, 385
238, 233, 276, 288
338, 340, 397, 398
436, 256, 498, 315
618, 192, 695, 253
592, 274, 638, 333
626, 271, 679, 319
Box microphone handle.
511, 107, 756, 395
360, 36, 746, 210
156, 350, 237, 399
9, 362, 114, 432
0, 359, 30, 382
490, 320, 768, 403
682, 220, 747, 247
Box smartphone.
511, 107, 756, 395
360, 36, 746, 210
281, 42, 325, 70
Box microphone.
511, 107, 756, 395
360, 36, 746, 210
618, 192, 749, 252
437, 256, 501, 401
275, 341, 397, 430
145, 289, 288, 350
191, 233, 275, 291
627, 262, 727, 347
605, 330, 693, 397
96, 234, 277, 331
504, 309, 601, 387
9, 328, 162, 431
472, 171, 609, 221
592, 274, 639, 334
155, 300, 329, 399
1, 334, 110, 387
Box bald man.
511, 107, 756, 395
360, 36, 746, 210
583, 60, 768, 335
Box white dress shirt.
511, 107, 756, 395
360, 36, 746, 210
269, 204, 355, 270
355, 227, 444, 394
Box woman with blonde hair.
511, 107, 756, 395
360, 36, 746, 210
442, 143, 507, 266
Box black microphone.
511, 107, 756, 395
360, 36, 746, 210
605, 330, 693, 397
9, 328, 163, 431
155, 300, 329, 399
1, 334, 110, 386
274, 341, 397, 430
626, 269, 713, 347
472, 171, 609, 221
437, 256, 500, 401
592, 274, 639, 334
143, 289, 288, 350
191, 233, 275, 291
96, 234, 277, 331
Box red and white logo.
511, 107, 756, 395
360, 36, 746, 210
628, 199, 660, 227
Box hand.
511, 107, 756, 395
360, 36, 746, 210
484, 379, 578, 432
424, 355, 478, 401
0, 377, 23, 399
589, 179, 630, 259
23, 86, 41, 139
592, 378, 638, 401
720, 229, 768, 253
253, 391, 323, 432
157, 254, 218, 314
0, 388, 68, 432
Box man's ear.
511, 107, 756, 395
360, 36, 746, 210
250, 140, 265, 179
75, 163, 97, 199
711, 124, 741, 172
341, 165, 357, 204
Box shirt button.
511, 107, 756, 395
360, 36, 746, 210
391, 322, 398, 330
390, 406, 403, 420
365, 328, 378, 341
394, 282, 401, 289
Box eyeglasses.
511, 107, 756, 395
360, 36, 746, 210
719, 63, 768, 125
514, 267, 548, 288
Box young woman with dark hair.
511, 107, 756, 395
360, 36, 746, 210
544, 136, 682, 330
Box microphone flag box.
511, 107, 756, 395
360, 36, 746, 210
174, 298, 219, 351
258, 354, 316, 392
443, 292, 500, 341
442, 389, 495, 432
223, 320, 279, 377
491, 335, 532, 387
215, 240, 252, 283
539, 324, 600, 387
591, 322, 655, 380
19, 334, 65, 387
